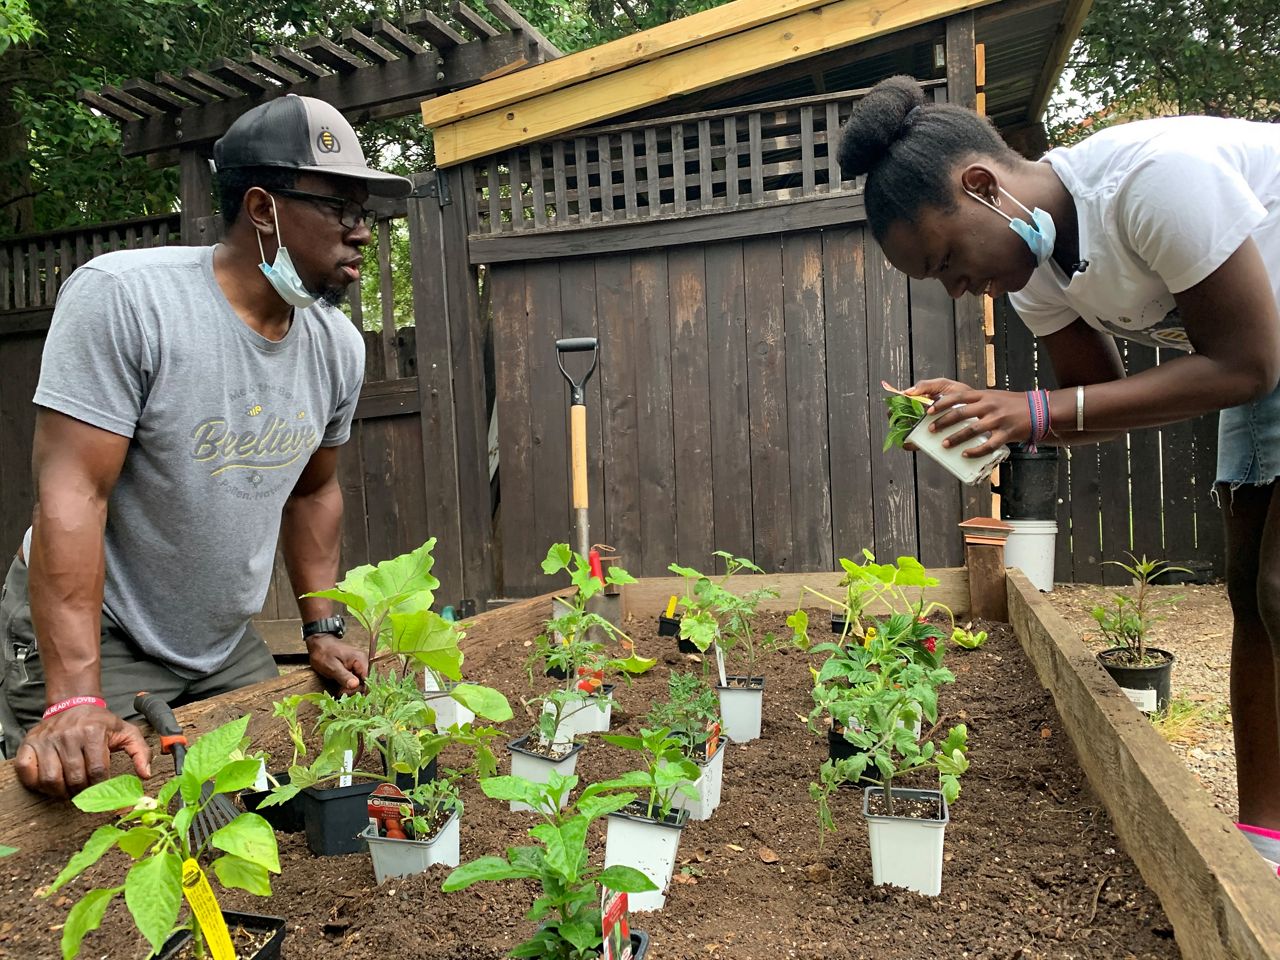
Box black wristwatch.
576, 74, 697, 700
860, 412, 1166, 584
302, 615, 345, 641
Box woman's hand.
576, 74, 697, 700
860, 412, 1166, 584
905, 379, 1033, 456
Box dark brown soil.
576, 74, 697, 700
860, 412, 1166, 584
0, 613, 1180, 960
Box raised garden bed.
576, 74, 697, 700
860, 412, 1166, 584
1, 569, 1276, 959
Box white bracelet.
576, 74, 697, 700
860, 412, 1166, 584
1075, 385, 1085, 432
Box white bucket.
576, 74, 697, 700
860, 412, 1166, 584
1004, 519, 1057, 593
603, 808, 688, 911
863, 787, 949, 896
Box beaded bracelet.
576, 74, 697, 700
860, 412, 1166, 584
1024, 388, 1051, 453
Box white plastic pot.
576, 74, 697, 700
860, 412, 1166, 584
361, 807, 461, 883
508, 735, 583, 812
1004, 519, 1058, 592
716, 676, 765, 743
670, 737, 726, 821
603, 805, 689, 912
862, 786, 950, 897
422, 674, 476, 732
543, 685, 614, 738
906, 409, 1010, 485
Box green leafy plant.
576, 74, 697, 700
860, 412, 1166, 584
527, 684, 613, 750
1091, 554, 1191, 665
586, 727, 702, 821
670, 551, 780, 676
531, 543, 651, 681
792, 551, 955, 651
264, 669, 507, 808
442, 772, 656, 959
644, 672, 721, 762
951, 625, 989, 649
398, 777, 463, 840
884, 391, 930, 451
41, 716, 280, 960
805, 614, 966, 843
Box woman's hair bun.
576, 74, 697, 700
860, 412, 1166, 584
836, 76, 927, 179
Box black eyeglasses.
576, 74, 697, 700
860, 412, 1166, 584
271, 188, 374, 230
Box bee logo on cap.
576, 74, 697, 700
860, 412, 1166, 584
316, 128, 341, 154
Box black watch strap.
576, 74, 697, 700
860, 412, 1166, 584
302, 615, 345, 640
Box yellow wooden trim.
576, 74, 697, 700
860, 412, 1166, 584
420, 0, 837, 128
434, 0, 1001, 167
976, 90, 986, 115
975, 41, 985, 88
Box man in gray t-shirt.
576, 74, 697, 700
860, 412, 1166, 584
0, 95, 411, 799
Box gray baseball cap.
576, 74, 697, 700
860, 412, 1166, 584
213, 94, 412, 198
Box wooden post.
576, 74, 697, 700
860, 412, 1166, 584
959, 516, 1012, 621
179, 148, 216, 246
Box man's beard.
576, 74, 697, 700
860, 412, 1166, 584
321, 284, 350, 307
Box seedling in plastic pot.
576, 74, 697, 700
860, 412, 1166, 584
41, 716, 280, 960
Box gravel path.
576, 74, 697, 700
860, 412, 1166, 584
1045, 582, 1237, 821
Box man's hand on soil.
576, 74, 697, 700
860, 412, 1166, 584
306, 633, 368, 691
14, 706, 151, 799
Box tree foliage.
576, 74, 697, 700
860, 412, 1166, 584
0, 0, 731, 237
1047, 0, 1280, 145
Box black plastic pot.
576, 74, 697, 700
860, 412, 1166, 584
627, 931, 651, 959
157, 912, 287, 960
298, 780, 378, 856
388, 754, 438, 793
676, 633, 699, 654
546, 663, 570, 681
993, 446, 1059, 520
241, 772, 304, 834
1097, 646, 1175, 714
828, 727, 877, 788
831, 613, 859, 637
658, 614, 681, 638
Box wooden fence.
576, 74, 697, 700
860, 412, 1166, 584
993, 297, 1224, 585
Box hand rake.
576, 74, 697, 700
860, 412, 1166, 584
134, 692, 239, 850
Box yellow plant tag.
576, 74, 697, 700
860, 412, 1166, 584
181, 859, 236, 960
664, 595, 677, 619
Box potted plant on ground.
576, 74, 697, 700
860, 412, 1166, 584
265, 541, 512, 854
585, 728, 699, 912
442, 771, 656, 959
507, 684, 599, 812
807, 631, 968, 897
670, 551, 780, 743
644, 672, 726, 821
1092, 554, 1190, 713
360, 773, 465, 883
533, 544, 652, 732
41, 716, 286, 960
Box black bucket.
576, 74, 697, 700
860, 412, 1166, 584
994, 447, 1059, 520
1097, 647, 1175, 714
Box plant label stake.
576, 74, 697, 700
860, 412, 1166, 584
601, 889, 634, 960
339, 749, 354, 788
180, 859, 236, 960
556, 336, 600, 561
713, 643, 728, 688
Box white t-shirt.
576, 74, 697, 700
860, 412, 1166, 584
1009, 116, 1280, 352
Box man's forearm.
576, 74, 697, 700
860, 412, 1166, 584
281, 479, 344, 623
28, 493, 109, 705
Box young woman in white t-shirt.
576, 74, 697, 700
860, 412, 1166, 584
838, 75, 1280, 873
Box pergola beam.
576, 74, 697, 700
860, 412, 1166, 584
117, 31, 540, 156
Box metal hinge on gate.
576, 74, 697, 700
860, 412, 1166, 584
414, 170, 452, 206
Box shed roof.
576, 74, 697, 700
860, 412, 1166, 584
423, 0, 1090, 167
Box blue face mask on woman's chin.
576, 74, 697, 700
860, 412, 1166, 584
255, 195, 320, 309
965, 186, 1057, 267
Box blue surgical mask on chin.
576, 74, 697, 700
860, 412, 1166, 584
965, 186, 1057, 267
256, 196, 319, 309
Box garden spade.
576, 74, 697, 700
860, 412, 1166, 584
134, 692, 239, 849
555, 337, 599, 560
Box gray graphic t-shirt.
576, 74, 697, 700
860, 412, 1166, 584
33, 246, 364, 675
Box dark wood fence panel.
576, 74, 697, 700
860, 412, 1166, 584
487, 222, 970, 592
995, 298, 1224, 583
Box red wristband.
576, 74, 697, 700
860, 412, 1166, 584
42, 696, 107, 720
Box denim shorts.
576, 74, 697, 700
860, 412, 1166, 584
1217, 376, 1280, 487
